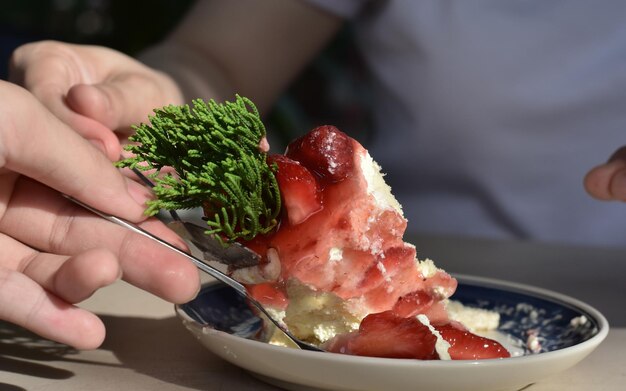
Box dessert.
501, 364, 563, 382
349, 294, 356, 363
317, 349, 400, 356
236, 125, 508, 360
119, 96, 510, 360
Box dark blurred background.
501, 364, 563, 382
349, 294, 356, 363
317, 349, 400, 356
0, 0, 372, 149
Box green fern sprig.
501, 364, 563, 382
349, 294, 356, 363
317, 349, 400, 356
117, 95, 281, 242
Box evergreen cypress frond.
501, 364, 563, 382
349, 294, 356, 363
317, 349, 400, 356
117, 95, 280, 242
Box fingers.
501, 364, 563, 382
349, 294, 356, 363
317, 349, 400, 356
66, 71, 183, 134
1, 178, 200, 304
584, 146, 626, 201
52, 249, 121, 303
0, 267, 105, 350
28, 250, 122, 304
0, 80, 150, 222
1, 232, 121, 303
10, 40, 183, 137
8, 41, 121, 161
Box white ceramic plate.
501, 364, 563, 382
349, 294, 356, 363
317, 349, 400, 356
175, 275, 608, 391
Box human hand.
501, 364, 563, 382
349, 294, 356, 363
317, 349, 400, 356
0, 81, 198, 350
8, 41, 184, 161
584, 146, 626, 201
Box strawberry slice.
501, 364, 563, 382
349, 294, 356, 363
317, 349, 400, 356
392, 291, 435, 318
246, 282, 288, 309
268, 154, 321, 225
346, 311, 438, 359
285, 125, 354, 183
435, 324, 510, 360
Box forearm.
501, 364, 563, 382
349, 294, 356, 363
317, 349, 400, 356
137, 0, 343, 114
138, 40, 233, 107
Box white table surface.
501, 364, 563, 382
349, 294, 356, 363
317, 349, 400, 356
1, 236, 624, 390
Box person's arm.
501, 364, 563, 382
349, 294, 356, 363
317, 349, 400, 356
9, 0, 343, 151
139, 0, 343, 113
0, 80, 199, 349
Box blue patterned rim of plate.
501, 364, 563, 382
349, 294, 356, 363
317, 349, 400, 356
179, 276, 601, 355
451, 278, 600, 354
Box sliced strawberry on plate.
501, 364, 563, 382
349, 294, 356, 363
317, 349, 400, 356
285, 125, 354, 183
435, 323, 510, 360
246, 282, 288, 309
268, 154, 321, 225
346, 311, 438, 359
392, 291, 435, 318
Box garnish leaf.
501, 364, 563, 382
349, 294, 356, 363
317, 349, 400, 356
117, 95, 281, 242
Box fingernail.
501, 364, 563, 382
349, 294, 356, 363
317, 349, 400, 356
125, 177, 154, 207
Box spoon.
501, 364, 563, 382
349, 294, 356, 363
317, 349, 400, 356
64, 194, 323, 352
131, 168, 260, 268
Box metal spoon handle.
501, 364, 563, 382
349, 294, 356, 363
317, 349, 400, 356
64, 195, 322, 351
130, 168, 260, 267
64, 195, 248, 296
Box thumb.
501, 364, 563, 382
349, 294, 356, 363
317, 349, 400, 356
584, 146, 626, 201
66, 72, 184, 134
